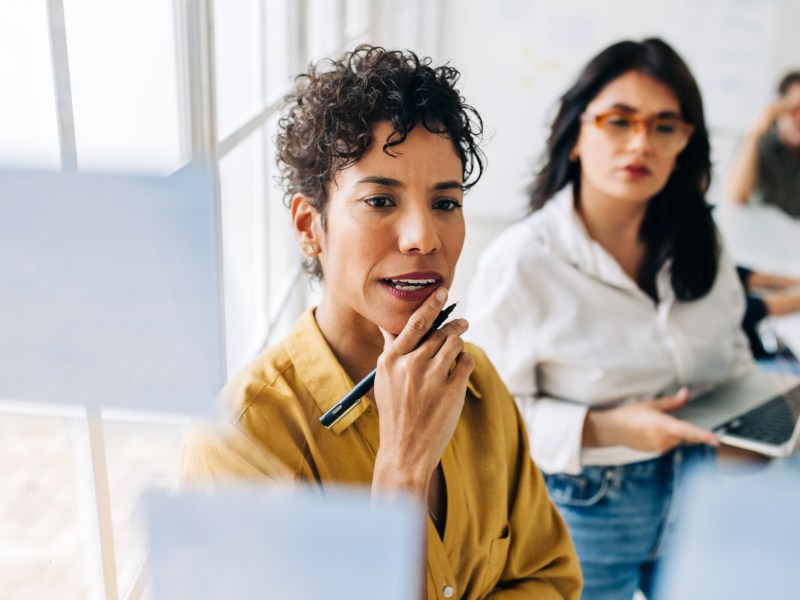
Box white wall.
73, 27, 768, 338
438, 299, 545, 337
438, 0, 800, 304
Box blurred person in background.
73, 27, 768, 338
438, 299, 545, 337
727, 71, 800, 215
737, 266, 800, 369
466, 38, 753, 600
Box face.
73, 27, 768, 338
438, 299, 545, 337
296, 121, 465, 336
572, 70, 687, 207
777, 82, 800, 149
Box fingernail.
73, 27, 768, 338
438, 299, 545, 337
435, 288, 447, 302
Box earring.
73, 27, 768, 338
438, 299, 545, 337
301, 242, 318, 257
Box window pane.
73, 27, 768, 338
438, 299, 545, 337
103, 418, 188, 595
218, 129, 267, 375
0, 412, 93, 597
307, 0, 343, 61
0, 1, 60, 169
214, 0, 262, 139
265, 114, 296, 318
264, 0, 291, 104
63, 0, 182, 173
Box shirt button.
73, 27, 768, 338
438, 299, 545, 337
442, 585, 455, 598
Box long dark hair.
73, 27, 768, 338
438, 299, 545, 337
529, 38, 717, 301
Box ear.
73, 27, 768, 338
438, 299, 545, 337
568, 144, 580, 162
569, 129, 583, 162
291, 194, 323, 256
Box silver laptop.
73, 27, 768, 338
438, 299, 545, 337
673, 369, 800, 457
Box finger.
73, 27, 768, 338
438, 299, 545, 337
649, 387, 690, 412
666, 418, 720, 447
448, 351, 475, 384
430, 333, 466, 372
391, 287, 448, 355
419, 318, 469, 357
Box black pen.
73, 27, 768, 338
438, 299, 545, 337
319, 302, 457, 429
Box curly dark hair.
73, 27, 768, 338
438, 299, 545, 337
529, 38, 717, 302
276, 44, 485, 279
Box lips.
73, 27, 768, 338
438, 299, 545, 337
379, 271, 443, 301
623, 164, 652, 176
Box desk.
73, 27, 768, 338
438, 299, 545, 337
715, 202, 800, 354
715, 202, 800, 275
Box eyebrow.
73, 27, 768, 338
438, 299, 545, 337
354, 176, 464, 191
433, 180, 464, 191
606, 103, 682, 119
355, 176, 402, 187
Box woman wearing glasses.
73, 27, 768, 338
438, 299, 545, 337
466, 39, 753, 599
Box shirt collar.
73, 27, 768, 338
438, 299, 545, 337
284, 308, 481, 435
545, 186, 662, 295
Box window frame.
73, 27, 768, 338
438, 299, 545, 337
2, 1, 441, 598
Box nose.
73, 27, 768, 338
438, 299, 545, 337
397, 205, 441, 255
627, 122, 654, 153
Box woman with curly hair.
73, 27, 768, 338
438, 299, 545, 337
466, 38, 754, 599
182, 45, 581, 599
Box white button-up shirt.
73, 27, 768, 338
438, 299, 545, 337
465, 188, 753, 475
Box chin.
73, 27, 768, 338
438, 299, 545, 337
384, 314, 412, 337
612, 189, 655, 204
367, 309, 410, 338
370, 296, 442, 338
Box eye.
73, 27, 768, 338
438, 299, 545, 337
433, 198, 463, 212
654, 120, 679, 134
605, 115, 633, 129
364, 195, 395, 208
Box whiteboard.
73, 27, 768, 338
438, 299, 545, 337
441, 0, 788, 219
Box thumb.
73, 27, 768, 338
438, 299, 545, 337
650, 387, 690, 412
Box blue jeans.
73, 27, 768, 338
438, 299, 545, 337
544, 445, 715, 600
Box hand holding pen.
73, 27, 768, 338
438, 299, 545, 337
320, 295, 458, 428
370, 288, 474, 495
319, 289, 468, 429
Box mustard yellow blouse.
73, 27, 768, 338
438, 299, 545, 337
181, 309, 581, 599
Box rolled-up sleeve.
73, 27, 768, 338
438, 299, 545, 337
516, 395, 588, 475
180, 421, 294, 488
